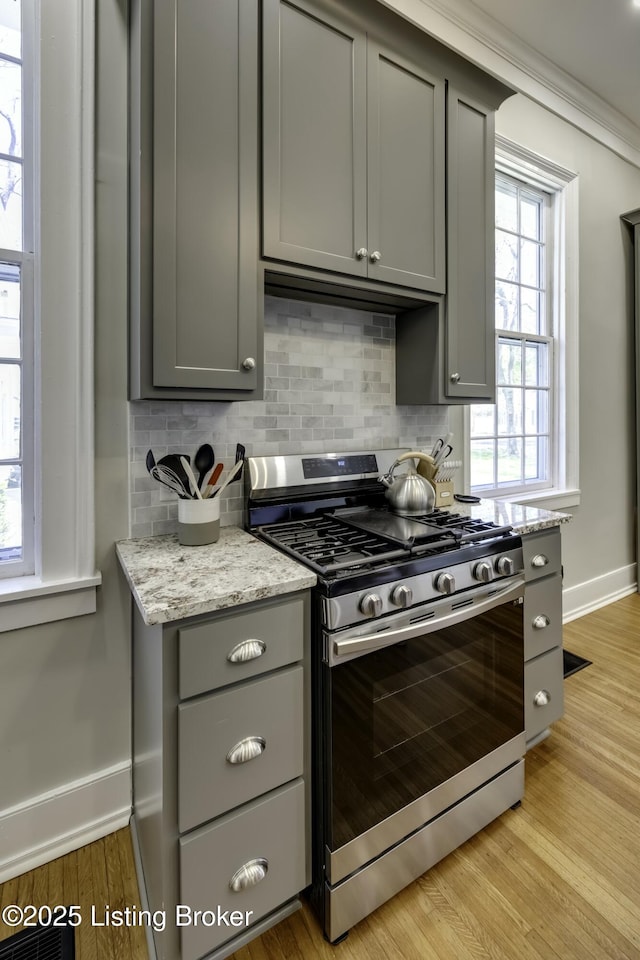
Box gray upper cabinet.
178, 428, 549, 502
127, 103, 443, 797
262, 0, 446, 294
130, 0, 263, 400
445, 88, 496, 400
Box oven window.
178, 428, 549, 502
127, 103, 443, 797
326, 600, 523, 850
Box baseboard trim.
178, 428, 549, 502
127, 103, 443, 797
0, 761, 131, 883
563, 563, 637, 623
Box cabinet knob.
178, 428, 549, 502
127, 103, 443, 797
450, 372, 460, 383
355, 247, 368, 260
531, 554, 549, 569
227, 639, 266, 663
229, 858, 269, 892
369, 250, 381, 263
242, 357, 256, 371
533, 689, 551, 707
226, 736, 266, 765
532, 615, 550, 630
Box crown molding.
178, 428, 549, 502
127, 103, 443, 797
378, 0, 640, 169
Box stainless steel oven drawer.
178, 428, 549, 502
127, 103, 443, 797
524, 575, 562, 660
522, 528, 561, 582
178, 595, 305, 699
178, 665, 304, 833
179, 779, 306, 960
525, 646, 564, 743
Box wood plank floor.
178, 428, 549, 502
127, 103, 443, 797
0, 828, 149, 959
1, 593, 639, 959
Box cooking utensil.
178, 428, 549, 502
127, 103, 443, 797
434, 443, 453, 467
209, 458, 244, 499
151, 464, 190, 499
158, 453, 192, 495
231, 443, 246, 482
145, 449, 156, 474
430, 433, 453, 459
181, 456, 203, 499
203, 461, 224, 497
379, 451, 436, 515
194, 443, 215, 491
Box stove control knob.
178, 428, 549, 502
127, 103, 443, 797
360, 593, 383, 617
495, 555, 515, 576
473, 561, 493, 583
391, 584, 413, 608
435, 572, 455, 595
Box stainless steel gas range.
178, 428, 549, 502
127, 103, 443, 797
245, 449, 526, 943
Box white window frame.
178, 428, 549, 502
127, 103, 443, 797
0, 0, 100, 631
464, 135, 581, 511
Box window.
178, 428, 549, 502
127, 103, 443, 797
0, 0, 33, 576
0, 0, 100, 629
467, 137, 580, 509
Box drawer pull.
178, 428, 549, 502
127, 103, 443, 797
531, 554, 549, 569
229, 858, 269, 892
532, 615, 550, 630
227, 639, 266, 663
226, 736, 266, 765
533, 689, 551, 707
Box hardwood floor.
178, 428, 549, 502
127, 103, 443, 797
1, 594, 639, 959
0, 828, 148, 960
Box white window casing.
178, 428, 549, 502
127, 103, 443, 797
464, 135, 580, 510
0, 0, 100, 630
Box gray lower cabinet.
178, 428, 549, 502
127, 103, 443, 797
130, 0, 263, 400
132, 592, 311, 960
262, 0, 445, 293
522, 528, 565, 747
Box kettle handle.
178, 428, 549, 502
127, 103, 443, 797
396, 451, 436, 468
396, 450, 437, 482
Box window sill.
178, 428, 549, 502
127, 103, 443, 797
0, 573, 102, 633
492, 488, 581, 511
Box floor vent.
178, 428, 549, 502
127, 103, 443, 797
0, 925, 75, 960
563, 649, 592, 678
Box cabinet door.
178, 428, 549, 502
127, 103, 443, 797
446, 87, 495, 400
367, 42, 445, 292
262, 0, 368, 276
153, 0, 260, 391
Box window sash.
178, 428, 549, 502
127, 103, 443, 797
0, 0, 35, 578
470, 174, 555, 497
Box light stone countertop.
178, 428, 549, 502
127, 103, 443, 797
116, 525, 317, 626
453, 498, 572, 535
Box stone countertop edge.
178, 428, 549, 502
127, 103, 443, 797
458, 498, 572, 535
116, 525, 317, 626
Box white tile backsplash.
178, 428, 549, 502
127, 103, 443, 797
130, 296, 449, 536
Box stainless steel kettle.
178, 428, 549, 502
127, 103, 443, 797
379, 451, 436, 515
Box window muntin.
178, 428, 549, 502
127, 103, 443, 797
470, 175, 553, 494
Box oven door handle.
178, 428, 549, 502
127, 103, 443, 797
330, 577, 524, 664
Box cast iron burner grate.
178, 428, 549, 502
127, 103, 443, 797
0, 925, 75, 960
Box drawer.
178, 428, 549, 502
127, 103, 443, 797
179, 779, 306, 960
179, 594, 306, 699
524, 575, 563, 660
522, 528, 562, 583
178, 665, 304, 833
525, 646, 564, 744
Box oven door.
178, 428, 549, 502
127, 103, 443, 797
321, 577, 525, 883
